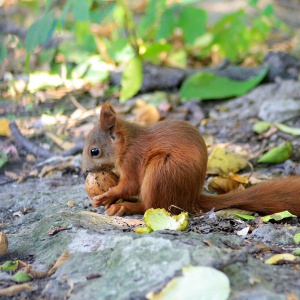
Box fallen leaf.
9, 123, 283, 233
236, 226, 250, 236
275, 123, 300, 136
207, 176, 241, 194
48, 226, 70, 235
0, 283, 34, 297
233, 213, 256, 221
147, 266, 230, 300
133, 102, 160, 125
207, 146, 248, 176
67, 200, 75, 207
0, 118, 11, 136
265, 253, 296, 265
253, 121, 272, 134
12, 271, 32, 283
215, 209, 254, 219
258, 143, 292, 164
292, 249, 300, 256
144, 208, 188, 232
1, 260, 19, 271
228, 173, 249, 184
262, 211, 297, 222
293, 233, 300, 245
135, 227, 152, 234
0, 231, 8, 257
0, 150, 8, 169
48, 251, 71, 276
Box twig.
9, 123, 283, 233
9, 122, 83, 158
69, 94, 87, 112
9, 122, 54, 158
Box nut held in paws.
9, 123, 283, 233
85, 171, 119, 198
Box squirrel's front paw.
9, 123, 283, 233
91, 192, 115, 207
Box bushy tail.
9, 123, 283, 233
196, 176, 300, 216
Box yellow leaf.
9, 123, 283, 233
207, 146, 248, 176
207, 176, 241, 194
0, 119, 11, 136
147, 266, 230, 300
265, 253, 296, 265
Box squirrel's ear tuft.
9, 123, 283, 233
100, 104, 116, 134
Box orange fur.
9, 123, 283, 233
82, 104, 300, 217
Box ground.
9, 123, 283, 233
1, 78, 300, 299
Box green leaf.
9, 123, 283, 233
275, 123, 300, 136
155, 7, 177, 40
135, 227, 152, 234
70, 0, 90, 21
108, 38, 135, 63
253, 121, 272, 134
0, 150, 8, 169
234, 214, 255, 221
180, 67, 268, 101
178, 6, 207, 45
25, 12, 54, 52
85, 65, 109, 84
294, 233, 300, 245
262, 210, 297, 223
12, 271, 32, 283
0, 40, 7, 63
263, 4, 274, 17
141, 42, 172, 62
258, 143, 292, 164
143, 208, 189, 231
138, 0, 166, 38
293, 249, 300, 256
74, 21, 90, 42
1, 260, 19, 271
120, 56, 143, 102
149, 266, 230, 300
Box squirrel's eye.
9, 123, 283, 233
91, 148, 100, 157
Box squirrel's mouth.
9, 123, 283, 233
82, 164, 115, 176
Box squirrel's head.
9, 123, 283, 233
82, 104, 118, 173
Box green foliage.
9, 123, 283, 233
258, 143, 293, 164
25, 12, 55, 52
1, 0, 289, 101
0, 150, 8, 169
180, 67, 268, 101
120, 56, 143, 102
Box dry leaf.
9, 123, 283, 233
4, 171, 20, 180
0, 118, 11, 136
133, 101, 160, 125
265, 253, 297, 265
207, 146, 248, 176
24, 265, 48, 279
207, 176, 241, 194
0, 283, 34, 296
236, 226, 250, 236
48, 251, 71, 276
228, 173, 249, 184
48, 226, 70, 235
0, 231, 8, 257
215, 208, 254, 218
67, 200, 75, 207
45, 132, 75, 151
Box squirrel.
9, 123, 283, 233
82, 103, 300, 217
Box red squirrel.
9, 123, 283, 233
82, 104, 300, 217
